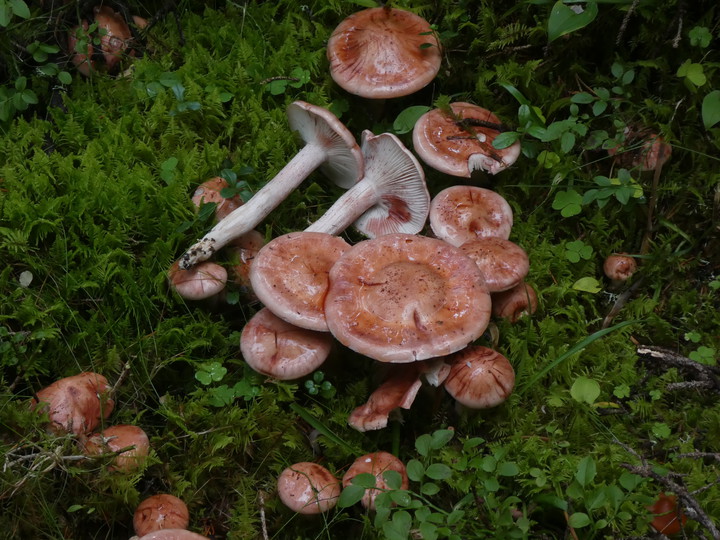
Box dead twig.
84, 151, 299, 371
636, 345, 720, 394
601, 276, 645, 329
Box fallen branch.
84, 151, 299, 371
636, 345, 720, 394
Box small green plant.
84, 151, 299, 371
194, 361, 262, 407
564, 240, 593, 263
304, 371, 336, 399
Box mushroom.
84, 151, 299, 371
168, 260, 228, 301
191, 177, 244, 222
32, 372, 114, 436
647, 492, 687, 535
305, 130, 430, 238
429, 185, 514, 246
240, 307, 334, 380
342, 452, 409, 510
68, 21, 95, 77
179, 101, 363, 269
491, 282, 538, 322
413, 102, 521, 176
137, 531, 209, 540
277, 462, 341, 515
325, 233, 491, 363
224, 229, 265, 301
249, 232, 351, 331
133, 494, 190, 537
608, 128, 671, 171
458, 237, 530, 293
81, 424, 151, 472
93, 5, 133, 72
327, 7, 442, 99
443, 346, 515, 408
603, 253, 637, 286
348, 364, 424, 432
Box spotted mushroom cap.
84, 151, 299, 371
325, 233, 491, 363
443, 346, 515, 408
603, 253, 637, 282
413, 102, 521, 176
459, 237, 529, 293
429, 185, 513, 246
327, 7, 442, 99
249, 232, 351, 331
277, 462, 341, 515
240, 307, 333, 380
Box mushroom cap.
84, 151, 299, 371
325, 233, 491, 363
240, 308, 333, 380
608, 130, 671, 171
133, 494, 190, 537
342, 452, 409, 510
32, 372, 114, 436
348, 364, 423, 432
287, 101, 364, 189
443, 346, 515, 408
68, 21, 95, 77
429, 185, 513, 246
93, 6, 132, 71
413, 102, 521, 176
491, 282, 538, 322
277, 462, 341, 515
603, 253, 637, 282
191, 177, 244, 222
459, 237, 529, 293
327, 7, 441, 99
249, 232, 351, 331
82, 424, 151, 472
137, 531, 209, 540
168, 260, 228, 301
352, 130, 430, 238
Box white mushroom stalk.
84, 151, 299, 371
179, 101, 363, 269
305, 130, 429, 237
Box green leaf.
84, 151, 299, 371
572, 277, 601, 293
390, 490, 412, 507
677, 60, 706, 86
9, 0, 29, 18
547, 1, 599, 42
415, 434, 432, 457
570, 376, 601, 403
492, 131, 520, 149
689, 26, 712, 48
702, 90, 720, 129
619, 472, 643, 492
651, 422, 671, 439
421, 482, 440, 495
393, 105, 432, 134
425, 463, 452, 480
497, 461, 520, 477
338, 484, 366, 508
561, 131, 575, 153
383, 510, 411, 540
383, 470, 403, 490
351, 472, 377, 489
552, 189, 583, 217
406, 459, 425, 482
0, 4, 12, 27
575, 456, 597, 487
568, 512, 591, 528
430, 429, 455, 449
570, 92, 594, 104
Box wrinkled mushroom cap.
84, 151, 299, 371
459, 237, 529, 293
429, 186, 513, 246
250, 232, 351, 331
133, 494, 190, 537
277, 462, 341, 514
287, 101, 364, 189
93, 6, 133, 71
342, 452, 409, 510
327, 7, 441, 99
443, 346, 515, 408
491, 282, 538, 322
240, 308, 333, 380
191, 177, 244, 222
32, 372, 114, 436
325, 234, 491, 363
413, 102, 521, 176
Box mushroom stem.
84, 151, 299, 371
180, 144, 328, 269
305, 179, 376, 235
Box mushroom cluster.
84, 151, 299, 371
172, 5, 534, 432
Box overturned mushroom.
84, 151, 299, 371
305, 130, 430, 238
413, 102, 520, 176
240, 308, 333, 379
327, 7, 441, 99
180, 101, 363, 269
